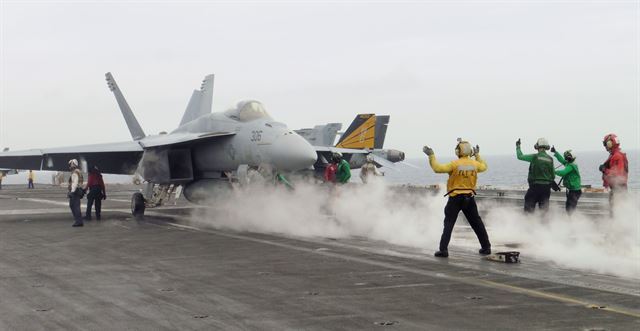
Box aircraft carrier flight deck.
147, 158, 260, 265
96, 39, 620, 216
0, 185, 638, 330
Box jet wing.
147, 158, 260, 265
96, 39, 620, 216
313, 146, 370, 154
371, 154, 399, 171
0, 132, 237, 175
0, 141, 144, 174
140, 132, 235, 148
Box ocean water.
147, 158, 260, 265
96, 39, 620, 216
380, 150, 640, 191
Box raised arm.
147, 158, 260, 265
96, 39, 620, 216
424, 146, 453, 173
429, 155, 453, 173
555, 165, 572, 177
553, 150, 567, 165
516, 145, 534, 162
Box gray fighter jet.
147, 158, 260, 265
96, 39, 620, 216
0, 73, 319, 216
296, 114, 406, 173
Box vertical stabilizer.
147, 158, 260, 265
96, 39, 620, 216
105, 72, 146, 141
199, 74, 214, 116
374, 115, 390, 149
335, 114, 376, 149
294, 123, 342, 147
179, 74, 214, 126
179, 91, 202, 126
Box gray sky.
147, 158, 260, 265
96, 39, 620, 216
1, 0, 638, 158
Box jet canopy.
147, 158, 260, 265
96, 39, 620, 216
225, 100, 272, 122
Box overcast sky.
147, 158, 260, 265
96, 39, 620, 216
0, 0, 637, 158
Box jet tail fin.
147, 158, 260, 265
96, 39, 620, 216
179, 74, 214, 126
373, 115, 390, 149
105, 72, 146, 141
295, 123, 342, 147
336, 114, 390, 149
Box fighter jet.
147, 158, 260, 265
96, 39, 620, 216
0, 73, 318, 217
296, 114, 406, 173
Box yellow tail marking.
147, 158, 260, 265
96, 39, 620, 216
336, 115, 376, 149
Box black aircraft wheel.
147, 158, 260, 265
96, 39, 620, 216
131, 192, 146, 219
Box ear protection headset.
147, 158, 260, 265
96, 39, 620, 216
603, 134, 619, 150
534, 138, 550, 150
563, 150, 575, 163
455, 138, 472, 157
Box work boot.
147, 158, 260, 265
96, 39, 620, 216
479, 248, 491, 255
434, 251, 449, 258
72, 223, 84, 227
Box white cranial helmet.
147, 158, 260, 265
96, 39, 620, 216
366, 154, 374, 162
535, 138, 550, 150
455, 138, 473, 157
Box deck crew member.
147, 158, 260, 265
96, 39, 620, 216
600, 133, 628, 215
335, 152, 351, 184
85, 166, 106, 221
360, 154, 383, 184
424, 139, 491, 258
27, 170, 35, 189
324, 155, 338, 184
551, 147, 581, 214
68, 159, 85, 227
516, 138, 555, 213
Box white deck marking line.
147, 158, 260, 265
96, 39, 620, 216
158, 220, 640, 319
0, 209, 69, 216
358, 283, 435, 291
20, 198, 69, 207
108, 199, 130, 203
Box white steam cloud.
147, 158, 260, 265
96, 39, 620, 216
188, 178, 640, 279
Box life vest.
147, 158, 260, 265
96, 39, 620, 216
445, 158, 481, 197
68, 169, 84, 192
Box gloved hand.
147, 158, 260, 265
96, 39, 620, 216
550, 146, 556, 153
516, 138, 521, 147
102, 194, 107, 200
473, 145, 480, 155
67, 192, 73, 199
599, 164, 605, 172
423, 146, 434, 156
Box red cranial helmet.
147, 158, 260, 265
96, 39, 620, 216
603, 133, 620, 150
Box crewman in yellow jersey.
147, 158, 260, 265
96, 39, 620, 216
424, 139, 491, 258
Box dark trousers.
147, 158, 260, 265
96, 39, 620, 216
69, 195, 83, 225
86, 187, 103, 220
439, 195, 491, 252
28, 179, 34, 189
565, 190, 581, 214
609, 185, 628, 217
524, 184, 551, 213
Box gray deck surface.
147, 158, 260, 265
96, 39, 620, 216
0, 185, 638, 330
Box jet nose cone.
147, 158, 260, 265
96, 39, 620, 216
271, 133, 317, 171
